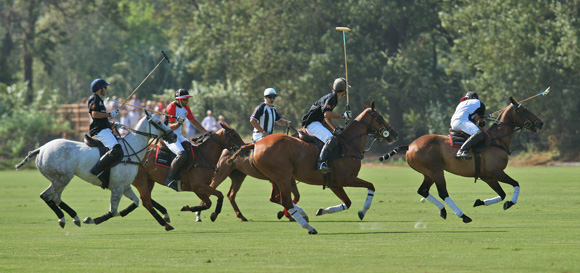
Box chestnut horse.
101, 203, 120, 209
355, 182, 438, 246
231, 100, 398, 234
195, 149, 301, 222
131, 122, 245, 231
380, 97, 543, 223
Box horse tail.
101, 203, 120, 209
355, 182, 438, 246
227, 143, 254, 164
379, 145, 409, 161
15, 148, 41, 170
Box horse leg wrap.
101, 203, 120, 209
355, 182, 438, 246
150, 209, 167, 226
323, 204, 348, 214
93, 211, 114, 225
363, 190, 374, 211
288, 208, 310, 229
152, 199, 168, 214
120, 203, 138, 217
58, 202, 77, 218
426, 194, 445, 210
444, 197, 464, 217
483, 196, 503, 206
44, 199, 65, 219
511, 186, 520, 204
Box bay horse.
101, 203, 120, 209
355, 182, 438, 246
131, 122, 245, 231
15, 111, 177, 228
230, 100, 398, 234
380, 97, 543, 223
195, 149, 301, 222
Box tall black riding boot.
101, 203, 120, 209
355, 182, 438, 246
316, 136, 337, 174
456, 130, 485, 160
90, 151, 117, 189
165, 152, 186, 191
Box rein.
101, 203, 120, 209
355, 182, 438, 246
116, 119, 172, 167
484, 105, 537, 154
338, 113, 392, 158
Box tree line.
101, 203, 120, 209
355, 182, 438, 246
1, 0, 579, 163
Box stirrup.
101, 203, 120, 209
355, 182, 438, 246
166, 180, 179, 191
456, 150, 472, 160
317, 162, 331, 174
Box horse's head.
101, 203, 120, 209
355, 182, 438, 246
212, 122, 245, 151
356, 100, 399, 143
505, 97, 544, 132
143, 110, 177, 143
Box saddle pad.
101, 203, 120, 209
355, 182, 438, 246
155, 144, 195, 168
448, 129, 490, 153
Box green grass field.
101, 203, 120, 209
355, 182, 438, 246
1, 166, 579, 272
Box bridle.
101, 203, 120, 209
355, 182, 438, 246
486, 103, 542, 154
204, 129, 243, 152
339, 109, 397, 157
117, 115, 176, 166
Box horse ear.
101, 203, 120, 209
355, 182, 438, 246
371, 100, 375, 110
144, 110, 150, 117
221, 122, 230, 129
362, 103, 367, 109
509, 97, 518, 106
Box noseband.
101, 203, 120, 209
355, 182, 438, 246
355, 111, 394, 140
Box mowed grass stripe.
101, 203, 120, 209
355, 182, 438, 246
0, 167, 578, 272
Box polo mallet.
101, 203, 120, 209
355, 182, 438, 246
336, 27, 351, 121
107, 97, 176, 119
119, 50, 171, 109
489, 86, 551, 117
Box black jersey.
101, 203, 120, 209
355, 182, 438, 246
301, 92, 339, 127
87, 94, 111, 136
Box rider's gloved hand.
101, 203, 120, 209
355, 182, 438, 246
176, 116, 185, 124
342, 110, 352, 120
333, 127, 344, 135
109, 110, 119, 118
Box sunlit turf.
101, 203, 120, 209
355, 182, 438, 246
1, 166, 579, 272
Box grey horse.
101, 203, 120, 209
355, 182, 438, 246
15, 111, 176, 228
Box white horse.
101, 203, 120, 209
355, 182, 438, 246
15, 111, 177, 228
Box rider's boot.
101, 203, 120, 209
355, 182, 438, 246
316, 136, 337, 174
456, 130, 485, 160
90, 144, 123, 189
165, 151, 186, 191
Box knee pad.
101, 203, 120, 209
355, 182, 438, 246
325, 136, 338, 150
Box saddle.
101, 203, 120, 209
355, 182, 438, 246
448, 129, 491, 182
84, 134, 124, 186
154, 141, 196, 170
297, 129, 343, 189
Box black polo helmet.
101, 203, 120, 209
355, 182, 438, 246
175, 89, 192, 99
90, 78, 110, 92
462, 91, 479, 101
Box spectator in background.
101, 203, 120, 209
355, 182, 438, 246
201, 110, 219, 132
127, 108, 140, 129
128, 95, 141, 116
154, 99, 166, 120
185, 120, 200, 139
118, 109, 129, 136
216, 115, 226, 129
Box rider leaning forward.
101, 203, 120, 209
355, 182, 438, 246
450, 91, 486, 160
88, 78, 122, 189
301, 77, 352, 173
164, 89, 210, 191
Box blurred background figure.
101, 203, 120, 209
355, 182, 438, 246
217, 115, 225, 129
202, 110, 219, 132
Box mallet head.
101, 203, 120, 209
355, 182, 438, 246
335, 27, 351, 32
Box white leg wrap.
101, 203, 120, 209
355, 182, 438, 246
426, 194, 445, 210
483, 196, 502, 206
511, 186, 520, 204
323, 204, 348, 214
362, 190, 374, 211
293, 204, 308, 217
444, 197, 464, 217
288, 208, 311, 229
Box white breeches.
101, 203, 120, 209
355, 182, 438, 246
305, 121, 333, 143
164, 135, 188, 155
94, 129, 119, 149
451, 119, 479, 135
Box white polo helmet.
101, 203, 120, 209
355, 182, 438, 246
264, 88, 277, 97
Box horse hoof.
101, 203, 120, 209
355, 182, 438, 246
73, 216, 81, 227
163, 214, 171, 223
210, 213, 217, 222
196, 218, 202, 223
503, 201, 515, 210
58, 221, 65, 229
315, 208, 324, 216
461, 214, 472, 223
83, 217, 95, 224
308, 228, 318, 235
358, 210, 365, 220
276, 211, 284, 220
240, 217, 248, 222
474, 199, 485, 207
440, 208, 447, 219
181, 205, 191, 212
165, 225, 174, 231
